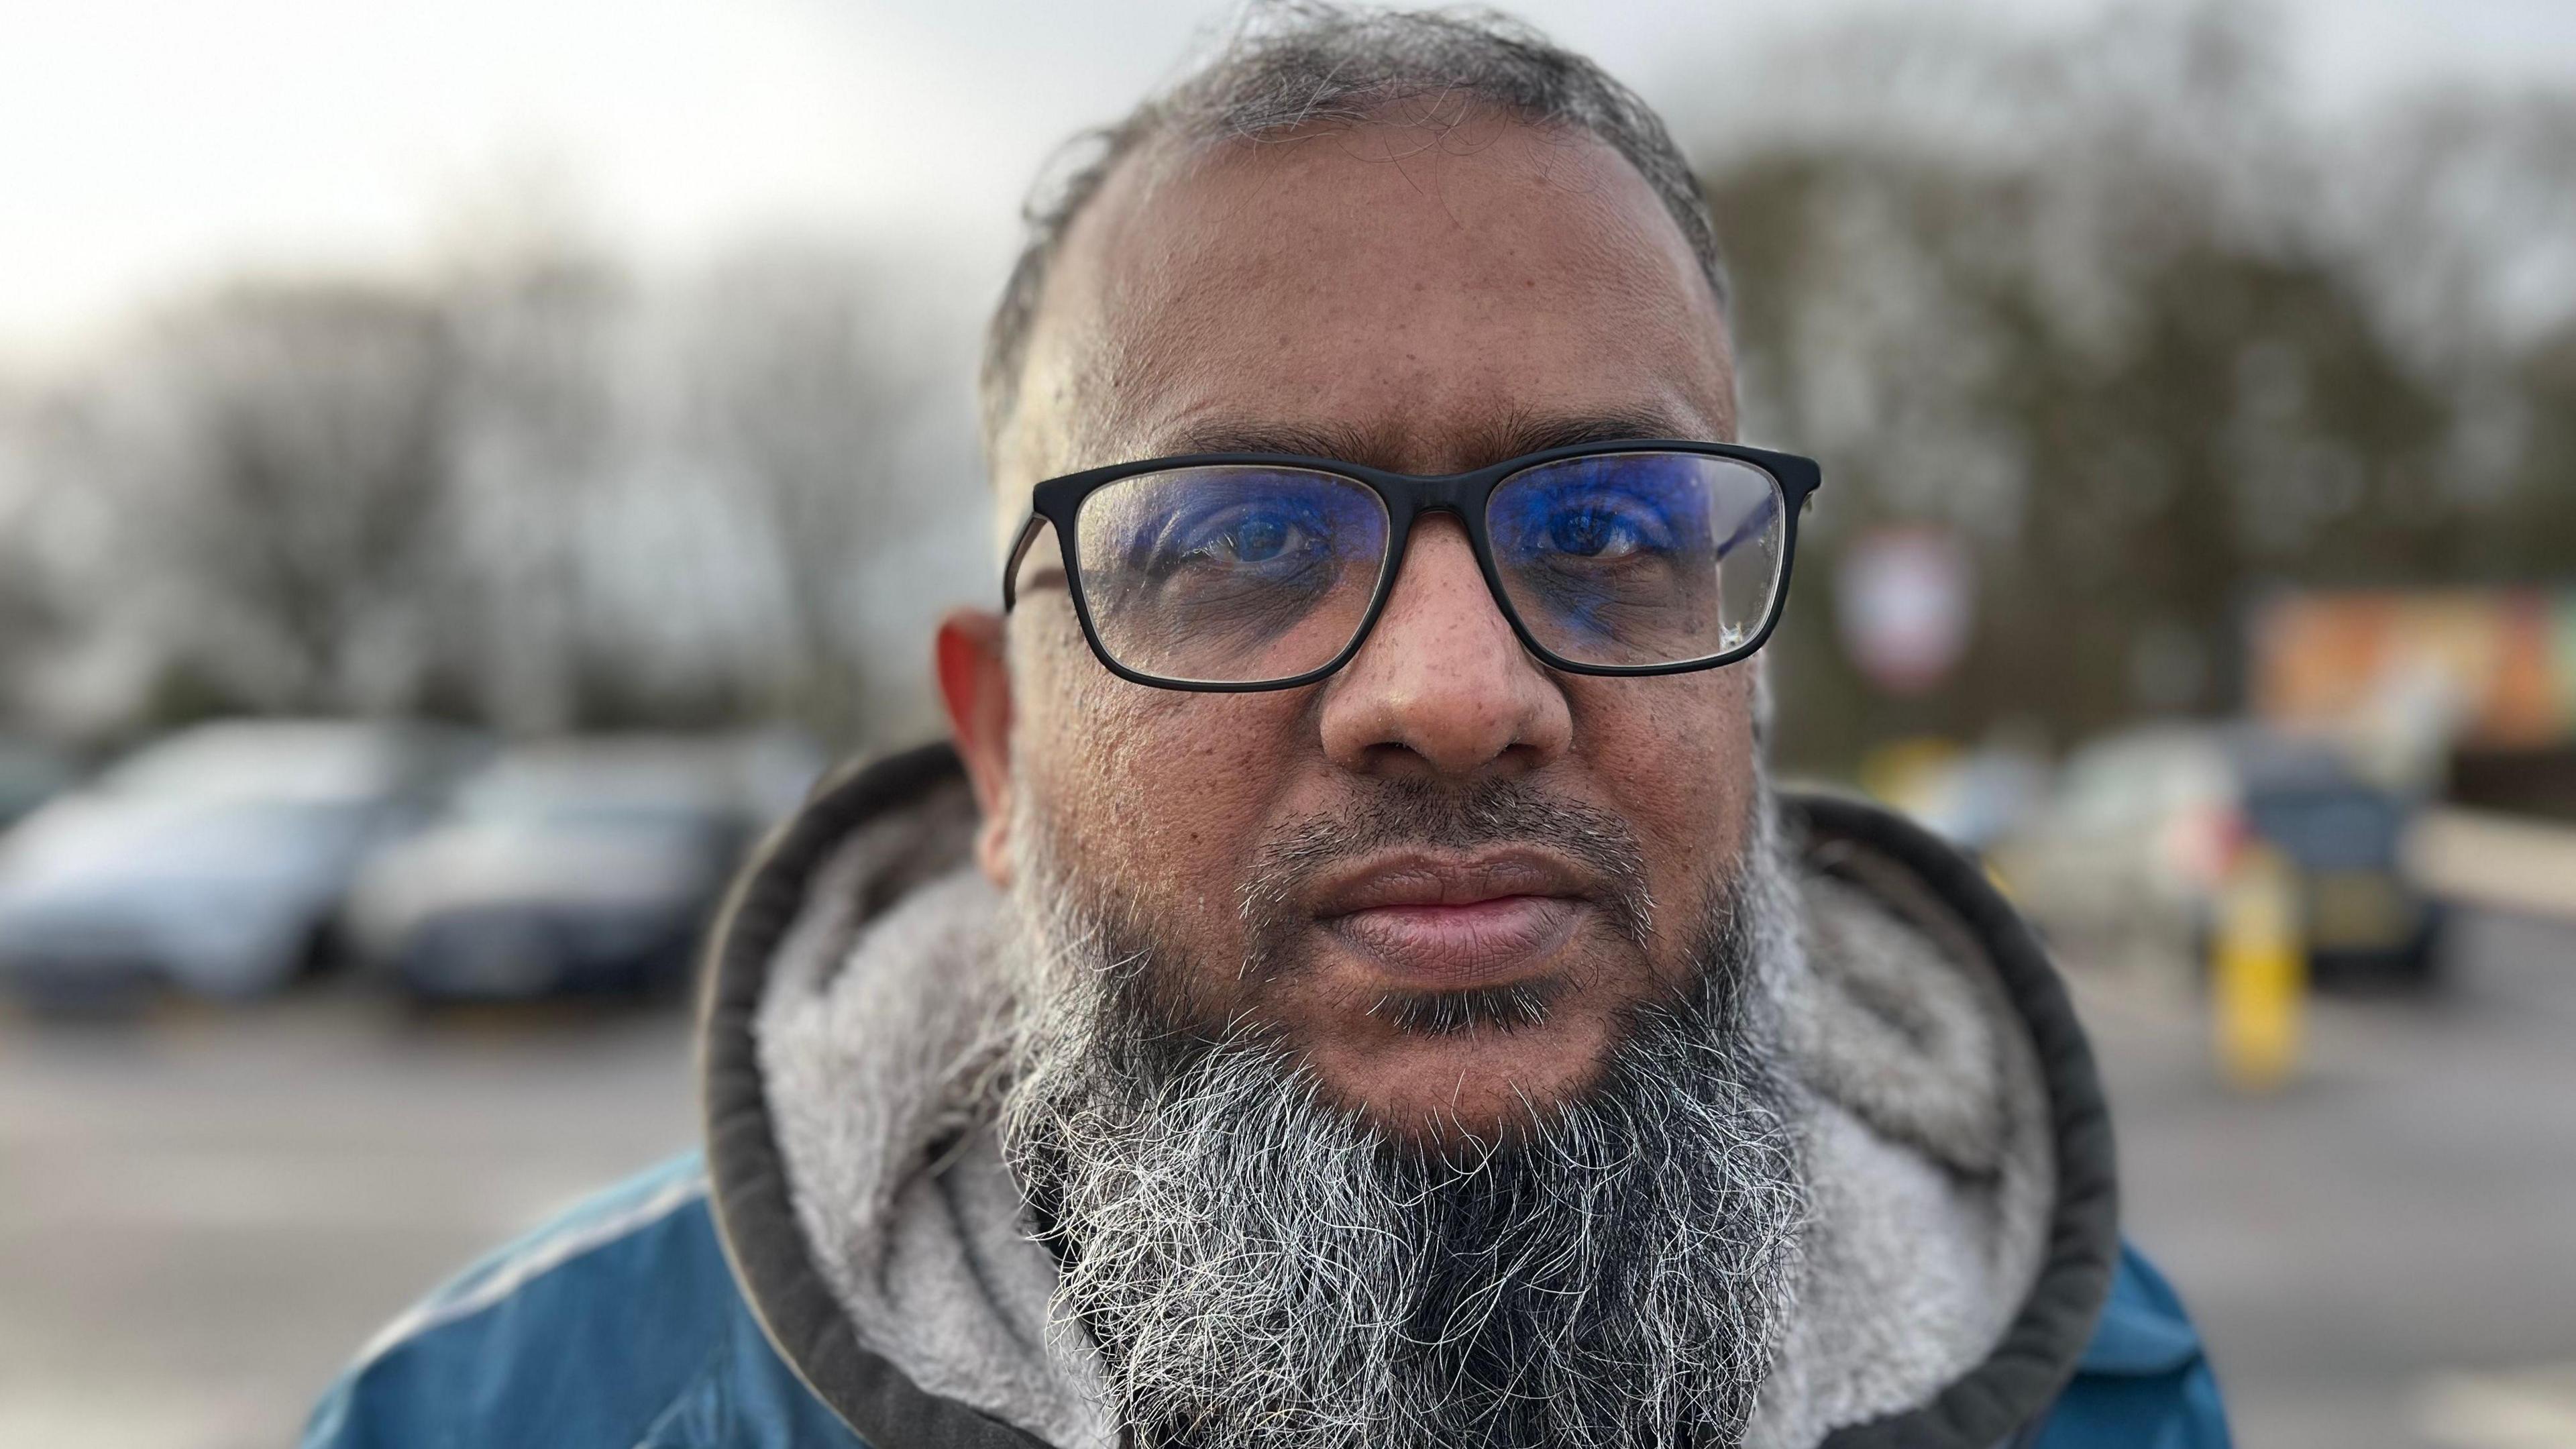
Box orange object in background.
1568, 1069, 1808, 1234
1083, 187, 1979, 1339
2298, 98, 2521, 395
2253, 589, 2576, 753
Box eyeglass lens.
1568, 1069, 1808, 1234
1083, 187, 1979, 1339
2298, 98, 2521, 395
1075, 466, 1390, 686
1070, 453, 1786, 685
1487, 452, 1784, 669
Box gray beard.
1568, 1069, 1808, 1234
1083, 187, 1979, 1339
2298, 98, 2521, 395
996, 780, 1809, 1449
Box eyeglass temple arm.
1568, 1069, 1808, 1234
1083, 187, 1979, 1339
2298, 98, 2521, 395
1000, 515, 1046, 612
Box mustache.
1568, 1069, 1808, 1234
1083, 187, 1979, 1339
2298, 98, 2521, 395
1238, 778, 1658, 949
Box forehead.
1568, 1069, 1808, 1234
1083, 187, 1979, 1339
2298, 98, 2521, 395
1007, 117, 1735, 485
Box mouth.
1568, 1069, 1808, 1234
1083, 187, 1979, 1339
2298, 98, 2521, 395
1310, 850, 1594, 989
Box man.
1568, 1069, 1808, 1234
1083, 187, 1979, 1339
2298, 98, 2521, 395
307, 7, 2227, 1447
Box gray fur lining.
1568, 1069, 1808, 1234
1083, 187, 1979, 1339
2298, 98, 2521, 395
753, 782, 1118, 1449
753, 782, 2053, 1449
1752, 857, 2056, 1447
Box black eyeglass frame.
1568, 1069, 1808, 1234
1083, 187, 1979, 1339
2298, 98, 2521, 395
1002, 437, 1823, 693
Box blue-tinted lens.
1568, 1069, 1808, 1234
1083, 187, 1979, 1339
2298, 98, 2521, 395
1075, 466, 1389, 684
1487, 451, 1784, 667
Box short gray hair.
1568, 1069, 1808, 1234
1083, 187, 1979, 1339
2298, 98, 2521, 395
978, 1, 1729, 452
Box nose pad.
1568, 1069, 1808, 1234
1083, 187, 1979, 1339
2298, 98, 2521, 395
1318, 517, 1570, 777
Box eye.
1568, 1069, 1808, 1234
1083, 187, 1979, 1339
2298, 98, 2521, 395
1222, 513, 1294, 563
1532, 492, 1673, 561
1546, 503, 1646, 559
1158, 498, 1332, 572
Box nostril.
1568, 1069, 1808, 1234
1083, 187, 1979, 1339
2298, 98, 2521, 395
1323, 650, 1569, 780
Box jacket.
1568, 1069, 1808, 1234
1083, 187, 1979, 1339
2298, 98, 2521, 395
305, 743, 2231, 1449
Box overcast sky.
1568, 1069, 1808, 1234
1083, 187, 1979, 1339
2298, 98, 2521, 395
5, 0, 2573, 372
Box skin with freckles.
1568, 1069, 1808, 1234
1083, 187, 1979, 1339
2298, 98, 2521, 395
938, 114, 1760, 1140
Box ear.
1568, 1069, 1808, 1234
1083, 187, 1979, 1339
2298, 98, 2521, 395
936, 607, 1016, 887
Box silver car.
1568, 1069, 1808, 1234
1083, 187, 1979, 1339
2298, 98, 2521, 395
0, 737, 74, 828
0, 720, 478, 1005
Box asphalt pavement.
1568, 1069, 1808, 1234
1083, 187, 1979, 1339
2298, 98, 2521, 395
2080, 906, 2576, 1449
0, 995, 697, 1449
0, 910, 2570, 1449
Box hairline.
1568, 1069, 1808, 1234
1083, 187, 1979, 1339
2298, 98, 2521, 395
979, 9, 1733, 479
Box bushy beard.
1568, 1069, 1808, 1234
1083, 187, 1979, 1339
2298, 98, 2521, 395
996, 780, 1809, 1449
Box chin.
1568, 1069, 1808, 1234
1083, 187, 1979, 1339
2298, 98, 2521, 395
1303, 1008, 1620, 1148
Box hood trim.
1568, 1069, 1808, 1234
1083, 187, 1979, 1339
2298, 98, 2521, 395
699, 748, 2120, 1449
701, 742, 1051, 1449
1796, 794, 2121, 1449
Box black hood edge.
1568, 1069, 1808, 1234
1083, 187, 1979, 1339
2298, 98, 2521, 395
697, 746, 2120, 1449
1797, 793, 2121, 1449
700, 741, 1051, 1449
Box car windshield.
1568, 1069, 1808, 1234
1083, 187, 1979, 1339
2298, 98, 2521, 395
452, 749, 735, 831
469, 797, 716, 832
2247, 788, 2399, 871
99, 723, 415, 806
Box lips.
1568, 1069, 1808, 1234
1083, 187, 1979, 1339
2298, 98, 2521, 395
1311, 851, 1594, 986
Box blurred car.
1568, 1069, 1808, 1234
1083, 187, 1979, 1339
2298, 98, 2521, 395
0, 719, 480, 1006
0, 737, 75, 828
343, 738, 763, 1001
1857, 735, 2051, 855
1990, 726, 2239, 975
2237, 745, 2446, 985
1994, 723, 2443, 985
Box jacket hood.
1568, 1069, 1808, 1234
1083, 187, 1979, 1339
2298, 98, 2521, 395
698, 743, 2120, 1449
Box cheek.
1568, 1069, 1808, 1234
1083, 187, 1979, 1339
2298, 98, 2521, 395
1012, 608, 1310, 920
1566, 663, 1759, 909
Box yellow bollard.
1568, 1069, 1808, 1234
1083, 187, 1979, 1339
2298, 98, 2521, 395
2212, 843, 2305, 1093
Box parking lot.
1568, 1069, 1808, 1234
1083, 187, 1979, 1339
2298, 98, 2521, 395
2083, 908, 2576, 1449
1, 910, 2571, 1449
0, 995, 694, 1449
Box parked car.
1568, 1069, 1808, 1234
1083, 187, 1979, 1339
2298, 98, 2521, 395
2236, 743, 2446, 985
1990, 725, 2239, 977
0, 720, 480, 1007
1994, 723, 2444, 985
1857, 735, 2051, 855
343, 738, 762, 1001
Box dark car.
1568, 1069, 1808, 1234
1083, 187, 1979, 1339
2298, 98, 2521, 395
342, 738, 768, 1000
2238, 757, 2446, 986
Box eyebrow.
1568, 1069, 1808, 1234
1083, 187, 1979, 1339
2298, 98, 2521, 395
1148, 408, 1705, 474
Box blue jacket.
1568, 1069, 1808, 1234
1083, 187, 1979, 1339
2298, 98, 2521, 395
307, 1155, 2224, 1449
307, 746, 2231, 1449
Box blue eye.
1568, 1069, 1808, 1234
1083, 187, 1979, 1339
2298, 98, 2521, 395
1509, 489, 1675, 564
1221, 513, 1295, 563
1546, 504, 1648, 559
1177, 506, 1317, 567
1140, 495, 1339, 578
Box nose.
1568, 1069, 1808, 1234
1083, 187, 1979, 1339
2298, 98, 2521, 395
1317, 515, 1572, 780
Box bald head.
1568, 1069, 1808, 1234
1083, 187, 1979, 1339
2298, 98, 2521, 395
990, 115, 1737, 543
977, 2, 1731, 483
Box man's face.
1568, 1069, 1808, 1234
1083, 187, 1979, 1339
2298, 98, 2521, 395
943, 115, 1756, 1140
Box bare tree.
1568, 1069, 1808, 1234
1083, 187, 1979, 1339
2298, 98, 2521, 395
1701, 5, 2576, 769
660, 241, 979, 745
52, 283, 466, 723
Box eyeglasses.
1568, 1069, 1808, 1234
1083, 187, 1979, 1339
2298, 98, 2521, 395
1002, 438, 1822, 692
